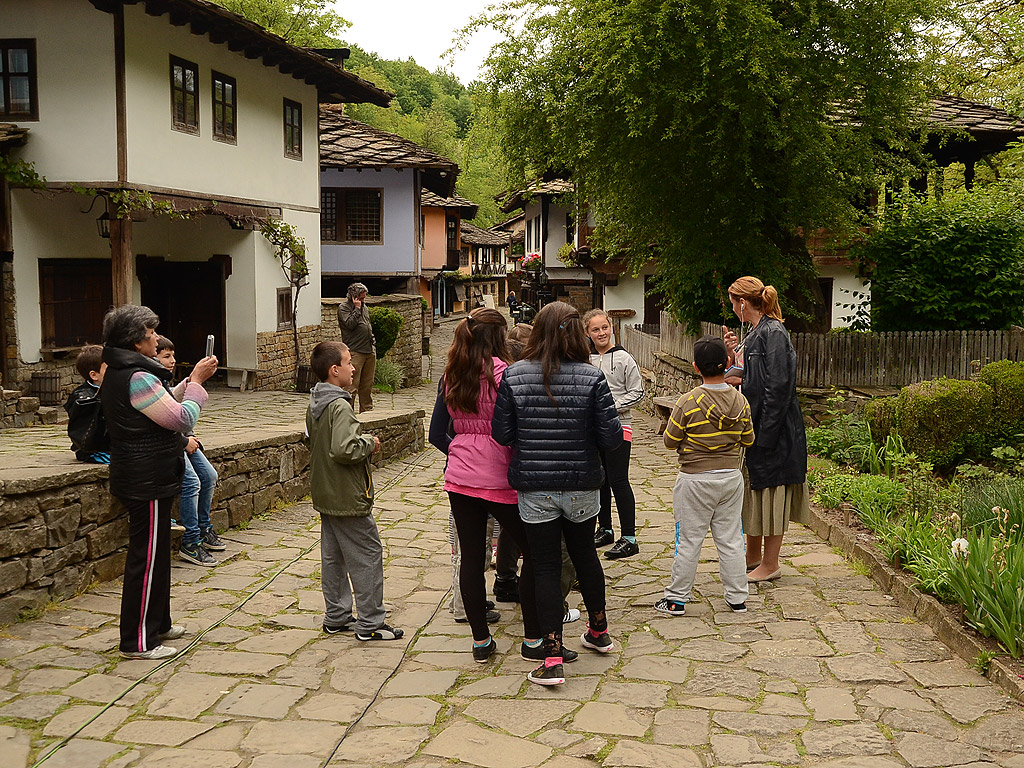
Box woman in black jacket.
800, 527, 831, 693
725, 277, 810, 583
492, 301, 623, 686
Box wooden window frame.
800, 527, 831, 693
321, 188, 383, 244
38, 259, 112, 349
276, 287, 294, 330
170, 55, 200, 134
211, 70, 236, 144
283, 98, 302, 159
0, 39, 39, 120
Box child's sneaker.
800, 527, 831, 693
472, 637, 496, 663
323, 621, 354, 634
580, 626, 614, 653
727, 602, 748, 613
522, 642, 578, 663
201, 529, 227, 551
179, 543, 216, 566
527, 658, 565, 686
563, 607, 581, 623
170, 519, 185, 533
355, 624, 404, 641
654, 598, 686, 616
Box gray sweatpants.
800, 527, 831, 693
665, 469, 748, 605
320, 513, 386, 633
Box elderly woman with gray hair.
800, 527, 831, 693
337, 282, 376, 412
100, 304, 217, 660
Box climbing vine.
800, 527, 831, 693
258, 217, 309, 381
0, 155, 46, 190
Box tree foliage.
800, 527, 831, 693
213, 0, 348, 47
476, 0, 940, 326
855, 189, 1024, 331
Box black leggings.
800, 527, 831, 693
523, 514, 607, 657
598, 440, 636, 537
449, 492, 539, 641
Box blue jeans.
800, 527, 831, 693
180, 449, 218, 547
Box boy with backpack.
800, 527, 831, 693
65, 345, 110, 464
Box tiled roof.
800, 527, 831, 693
420, 189, 479, 217
0, 124, 29, 148
319, 107, 458, 196
88, 0, 390, 106
499, 178, 575, 212
460, 222, 510, 247
927, 95, 1024, 133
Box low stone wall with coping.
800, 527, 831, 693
0, 408, 425, 626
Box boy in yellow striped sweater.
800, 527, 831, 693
658, 336, 755, 615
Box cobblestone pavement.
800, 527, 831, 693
2, 318, 1024, 768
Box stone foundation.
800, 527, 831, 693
321, 294, 423, 387
254, 323, 320, 392
0, 408, 425, 627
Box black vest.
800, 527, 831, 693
101, 346, 186, 500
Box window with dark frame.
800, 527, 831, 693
38, 259, 112, 348
0, 40, 38, 120
446, 215, 458, 252
211, 71, 236, 143
320, 188, 382, 243
276, 287, 293, 330
283, 98, 302, 158
170, 55, 199, 133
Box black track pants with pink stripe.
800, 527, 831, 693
118, 496, 174, 653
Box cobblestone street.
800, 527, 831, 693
1, 319, 1023, 768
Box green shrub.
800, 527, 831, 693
369, 307, 404, 359
864, 395, 897, 444
373, 357, 405, 392
977, 360, 1024, 439
806, 403, 873, 471
421, 297, 429, 313
892, 378, 995, 469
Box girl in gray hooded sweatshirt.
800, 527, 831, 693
584, 309, 644, 559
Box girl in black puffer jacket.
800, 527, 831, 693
492, 302, 623, 686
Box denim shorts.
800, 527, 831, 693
518, 489, 600, 525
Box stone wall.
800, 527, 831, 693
321, 294, 423, 387
2, 261, 19, 390
254, 323, 320, 392
1, 389, 45, 430
0, 408, 425, 627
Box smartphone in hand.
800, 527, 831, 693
205, 335, 215, 357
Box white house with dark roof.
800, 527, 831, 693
0, 0, 390, 393
317, 105, 457, 299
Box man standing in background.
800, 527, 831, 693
338, 283, 376, 412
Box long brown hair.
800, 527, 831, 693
728, 276, 784, 321
443, 308, 509, 414
521, 301, 590, 401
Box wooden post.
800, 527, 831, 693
110, 216, 133, 307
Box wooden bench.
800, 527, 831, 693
175, 364, 257, 393
652, 395, 678, 435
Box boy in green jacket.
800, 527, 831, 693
306, 341, 404, 641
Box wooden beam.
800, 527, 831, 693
0, 174, 11, 257
110, 217, 134, 307
114, 7, 127, 182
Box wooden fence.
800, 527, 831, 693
637, 311, 1024, 389
620, 325, 660, 372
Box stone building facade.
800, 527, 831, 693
254, 323, 321, 392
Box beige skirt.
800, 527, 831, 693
742, 480, 811, 537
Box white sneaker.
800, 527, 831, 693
563, 607, 581, 623
159, 625, 186, 641
120, 645, 178, 660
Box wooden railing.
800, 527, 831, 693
621, 311, 1024, 389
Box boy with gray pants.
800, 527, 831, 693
658, 336, 755, 615
306, 341, 403, 641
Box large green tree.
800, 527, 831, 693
214, 0, 348, 47
478, 0, 941, 326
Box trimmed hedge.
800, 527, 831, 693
369, 307, 404, 359
865, 364, 1024, 469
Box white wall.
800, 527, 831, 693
818, 263, 870, 329
604, 266, 656, 328
319, 168, 417, 275
2, 0, 118, 181
122, 5, 319, 209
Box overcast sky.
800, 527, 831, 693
334, 0, 504, 85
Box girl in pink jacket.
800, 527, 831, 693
428, 308, 541, 662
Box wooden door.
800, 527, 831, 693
139, 258, 226, 365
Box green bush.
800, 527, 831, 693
373, 357, 405, 392
369, 307, 404, 359
977, 360, 1024, 439
891, 378, 995, 469
864, 396, 897, 444
806, 402, 873, 471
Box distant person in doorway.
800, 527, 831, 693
101, 305, 217, 660
338, 282, 375, 412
